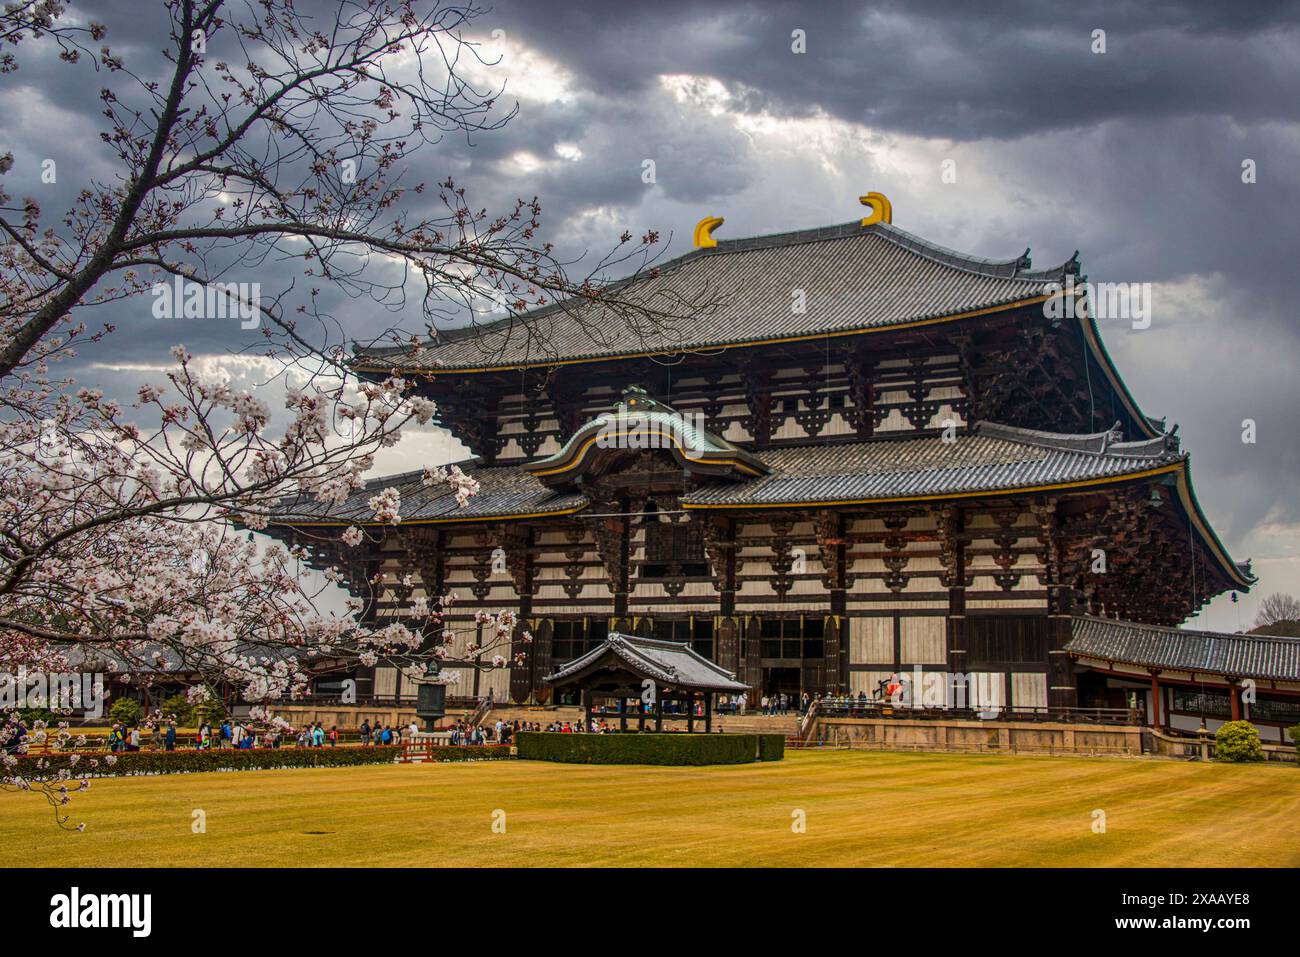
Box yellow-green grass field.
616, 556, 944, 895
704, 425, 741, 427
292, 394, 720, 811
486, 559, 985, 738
2, 750, 1297, 867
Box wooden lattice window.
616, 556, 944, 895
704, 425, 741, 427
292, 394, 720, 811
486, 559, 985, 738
641, 520, 708, 579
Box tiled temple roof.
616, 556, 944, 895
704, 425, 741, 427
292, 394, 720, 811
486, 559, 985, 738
1067, 617, 1300, 683
352, 220, 1076, 373
680, 421, 1181, 507
269, 464, 587, 526
266, 421, 1182, 526
547, 633, 750, 692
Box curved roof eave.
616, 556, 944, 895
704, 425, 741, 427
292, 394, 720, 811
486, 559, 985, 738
525, 413, 768, 481
1075, 309, 1161, 440
1170, 460, 1255, 591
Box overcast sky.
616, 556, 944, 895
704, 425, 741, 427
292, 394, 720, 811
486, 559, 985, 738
4, 0, 1298, 630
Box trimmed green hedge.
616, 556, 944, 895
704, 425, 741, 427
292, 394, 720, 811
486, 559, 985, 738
11, 746, 403, 779
515, 732, 785, 765
11, 744, 518, 780
758, 733, 785, 762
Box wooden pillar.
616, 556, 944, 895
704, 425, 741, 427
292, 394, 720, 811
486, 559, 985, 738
705, 693, 713, 733
654, 691, 663, 732
1229, 681, 1242, 721
1149, 672, 1161, 728
941, 506, 968, 694
615, 512, 630, 620
719, 519, 737, 617
687, 692, 695, 733
817, 510, 847, 695
619, 695, 627, 733
1037, 502, 1079, 711
583, 687, 594, 732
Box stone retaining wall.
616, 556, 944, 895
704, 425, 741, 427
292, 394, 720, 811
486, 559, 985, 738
813, 717, 1144, 756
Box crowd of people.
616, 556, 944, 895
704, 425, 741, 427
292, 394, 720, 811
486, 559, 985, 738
357, 719, 420, 746
102, 716, 424, 752
11, 687, 889, 757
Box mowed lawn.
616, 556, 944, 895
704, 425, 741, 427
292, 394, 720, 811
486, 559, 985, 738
2, 750, 1297, 867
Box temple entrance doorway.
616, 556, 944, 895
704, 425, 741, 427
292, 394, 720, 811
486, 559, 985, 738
763, 667, 802, 702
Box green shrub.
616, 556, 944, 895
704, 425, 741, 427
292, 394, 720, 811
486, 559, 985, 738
758, 733, 785, 762
17, 707, 59, 726
191, 690, 226, 725
107, 697, 142, 727
157, 693, 194, 726
11, 744, 513, 780
1287, 724, 1300, 756
13, 745, 401, 779
1215, 720, 1265, 762
516, 732, 784, 765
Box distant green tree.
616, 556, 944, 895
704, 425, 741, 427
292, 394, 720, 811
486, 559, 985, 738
17, 707, 58, 726
1215, 720, 1265, 762
108, 697, 142, 728
158, 694, 194, 727
190, 688, 226, 726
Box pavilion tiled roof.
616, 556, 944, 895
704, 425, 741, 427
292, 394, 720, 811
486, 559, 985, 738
352, 220, 1076, 373
1066, 617, 1300, 683
547, 633, 750, 692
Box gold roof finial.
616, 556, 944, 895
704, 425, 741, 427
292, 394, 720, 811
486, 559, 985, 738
693, 215, 724, 248
859, 192, 893, 226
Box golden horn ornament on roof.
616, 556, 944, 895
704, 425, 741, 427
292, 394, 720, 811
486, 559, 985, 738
859, 192, 893, 226
693, 215, 724, 248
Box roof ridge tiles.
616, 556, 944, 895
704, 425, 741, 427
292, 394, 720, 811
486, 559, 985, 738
349, 217, 1073, 365
973, 420, 1177, 458
1074, 614, 1300, 646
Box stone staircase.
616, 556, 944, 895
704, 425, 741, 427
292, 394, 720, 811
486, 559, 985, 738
710, 713, 800, 737
478, 705, 799, 737
485, 704, 585, 726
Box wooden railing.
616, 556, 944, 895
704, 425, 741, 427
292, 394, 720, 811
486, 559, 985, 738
465, 695, 494, 728
812, 700, 1139, 725
797, 699, 819, 742
271, 693, 478, 710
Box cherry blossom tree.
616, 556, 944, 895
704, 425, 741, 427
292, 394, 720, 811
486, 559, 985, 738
0, 0, 701, 825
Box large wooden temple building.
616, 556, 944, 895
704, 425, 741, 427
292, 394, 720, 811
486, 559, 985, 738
264, 207, 1300, 742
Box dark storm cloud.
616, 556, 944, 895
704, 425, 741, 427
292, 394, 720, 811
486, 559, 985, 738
476, 0, 1300, 137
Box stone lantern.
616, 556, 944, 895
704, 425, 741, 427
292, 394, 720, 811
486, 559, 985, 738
412, 659, 447, 732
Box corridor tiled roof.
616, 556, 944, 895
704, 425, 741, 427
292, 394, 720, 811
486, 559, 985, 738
1067, 616, 1300, 682
353, 220, 1075, 372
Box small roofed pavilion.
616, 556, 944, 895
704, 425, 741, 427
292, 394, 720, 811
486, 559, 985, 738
546, 633, 750, 733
